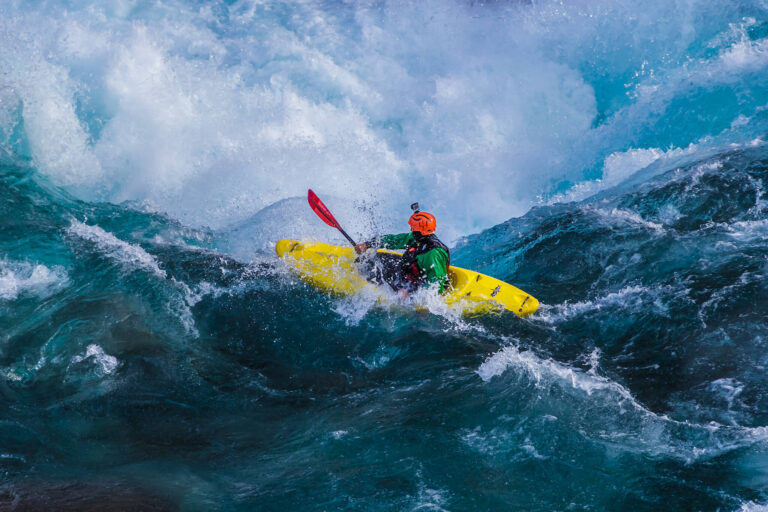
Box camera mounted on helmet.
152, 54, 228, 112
408, 203, 436, 236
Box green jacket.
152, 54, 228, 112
379, 233, 450, 293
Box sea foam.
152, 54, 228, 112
0, 260, 68, 301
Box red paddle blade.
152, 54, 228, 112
308, 189, 341, 229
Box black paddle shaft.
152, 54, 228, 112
338, 228, 356, 246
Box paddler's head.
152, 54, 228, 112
408, 202, 436, 238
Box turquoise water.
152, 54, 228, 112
1, 1, 768, 510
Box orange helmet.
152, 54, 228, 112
408, 211, 436, 235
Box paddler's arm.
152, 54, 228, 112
416, 248, 450, 294
379, 233, 414, 250
355, 233, 414, 253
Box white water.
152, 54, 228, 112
70, 344, 121, 377
67, 220, 168, 277
67, 220, 200, 335
2, 0, 767, 247
0, 260, 68, 301
477, 342, 768, 464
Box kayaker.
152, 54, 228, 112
354, 204, 450, 296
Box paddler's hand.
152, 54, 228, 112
354, 242, 368, 254
399, 288, 409, 300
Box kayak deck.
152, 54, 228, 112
275, 239, 538, 317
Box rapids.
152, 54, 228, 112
1, 1, 768, 510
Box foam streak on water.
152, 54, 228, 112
67, 220, 167, 277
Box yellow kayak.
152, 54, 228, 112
275, 239, 539, 317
